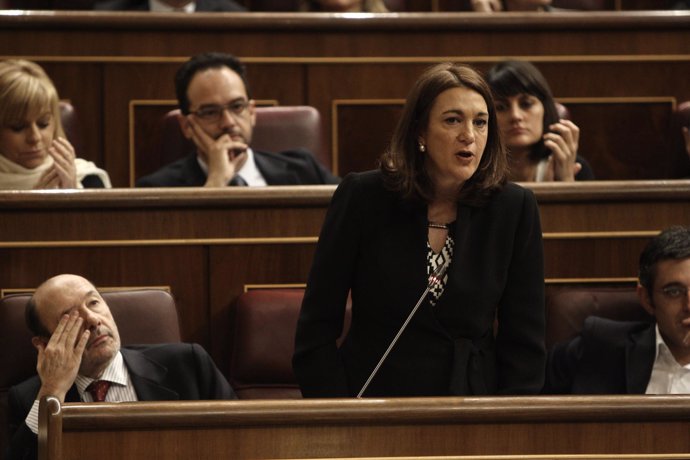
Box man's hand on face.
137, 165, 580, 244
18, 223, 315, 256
33, 310, 90, 403
187, 116, 249, 187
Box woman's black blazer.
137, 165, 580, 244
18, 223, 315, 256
293, 170, 545, 397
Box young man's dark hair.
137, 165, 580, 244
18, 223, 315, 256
174, 52, 250, 115
639, 225, 690, 292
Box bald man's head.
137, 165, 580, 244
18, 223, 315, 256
26, 274, 121, 377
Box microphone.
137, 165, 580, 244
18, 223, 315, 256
356, 259, 450, 398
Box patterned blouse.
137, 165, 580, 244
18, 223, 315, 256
426, 233, 454, 307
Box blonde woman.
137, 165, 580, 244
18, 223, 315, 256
0, 60, 111, 190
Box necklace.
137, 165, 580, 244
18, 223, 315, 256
427, 222, 449, 230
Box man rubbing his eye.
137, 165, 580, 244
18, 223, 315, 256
544, 226, 690, 395
136, 52, 339, 188
6, 274, 235, 460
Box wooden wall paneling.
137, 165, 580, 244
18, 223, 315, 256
533, 181, 690, 232
243, 63, 306, 105
530, 61, 690, 102
0, 246, 210, 348
316, 58, 690, 178
0, 184, 689, 388
2, 14, 690, 183
2, 14, 690, 57
209, 242, 317, 377
131, 101, 178, 185
0, 188, 333, 381
37, 61, 103, 167
543, 234, 650, 281
307, 63, 428, 176
0, 188, 331, 240
561, 98, 682, 179
333, 100, 403, 175
104, 61, 181, 187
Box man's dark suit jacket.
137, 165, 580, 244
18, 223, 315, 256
94, 0, 245, 11
543, 317, 656, 394
6, 343, 236, 460
136, 150, 339, 187
294, 170, 546, 398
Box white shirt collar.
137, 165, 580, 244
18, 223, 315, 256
74, 351, 129, 393
196, 148, 267, 186
645, 324, 690, 394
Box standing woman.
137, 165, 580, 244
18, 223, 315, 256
0, 60, 111, 190
487, 60, 594, 182
293, 63, 545, 398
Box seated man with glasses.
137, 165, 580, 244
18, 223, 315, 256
544, 225, 690, 394
137, 52, 338, 187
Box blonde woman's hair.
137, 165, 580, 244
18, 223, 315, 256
0, 59, 64, 138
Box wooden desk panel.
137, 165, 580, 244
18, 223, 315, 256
1, 182, 689, 376
1, 12, 689, 185
40, 396, 690, 459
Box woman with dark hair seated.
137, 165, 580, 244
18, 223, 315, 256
294, 62, 545, 398
0, 60, 110, 190
487, 60, 594, 182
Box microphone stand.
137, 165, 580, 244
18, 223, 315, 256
356, 259, 450, 398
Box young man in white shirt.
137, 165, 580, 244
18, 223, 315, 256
544, 226, 690, 394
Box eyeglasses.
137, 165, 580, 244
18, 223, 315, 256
189, 100, 249, 122
657, 285, 690, 300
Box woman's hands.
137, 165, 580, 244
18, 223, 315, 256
542, 119, 582, 182
471, 0, 503, 11
34, 137, 78, 189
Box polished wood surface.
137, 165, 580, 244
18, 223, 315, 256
1, 181, 689, 376
1, 12, 689, 185
40, 395, 690, 459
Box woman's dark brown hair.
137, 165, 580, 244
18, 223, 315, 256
380, 62, 506, 206
487, 60, 560, 162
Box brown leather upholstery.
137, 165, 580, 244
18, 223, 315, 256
555, 101, 570, 120
228, 285, 649, 399
669, 100, 690, 176
0, 289, 180, 452
544, 285, 652, 349
59, 101, 84, 156
142, 105, 328, 183
676, 100, 690, 128
228, 289, 350, 399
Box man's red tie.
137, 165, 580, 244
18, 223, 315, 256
86, 380, 111, 402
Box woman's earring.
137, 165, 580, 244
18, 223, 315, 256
418, 142, 426, 153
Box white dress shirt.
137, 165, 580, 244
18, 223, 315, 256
645, 324, 690, 394
25, 351, 137, 434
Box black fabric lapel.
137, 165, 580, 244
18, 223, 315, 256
625, 323, 656, 394
254, 151, 297, 185
121, 348, 180, 401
